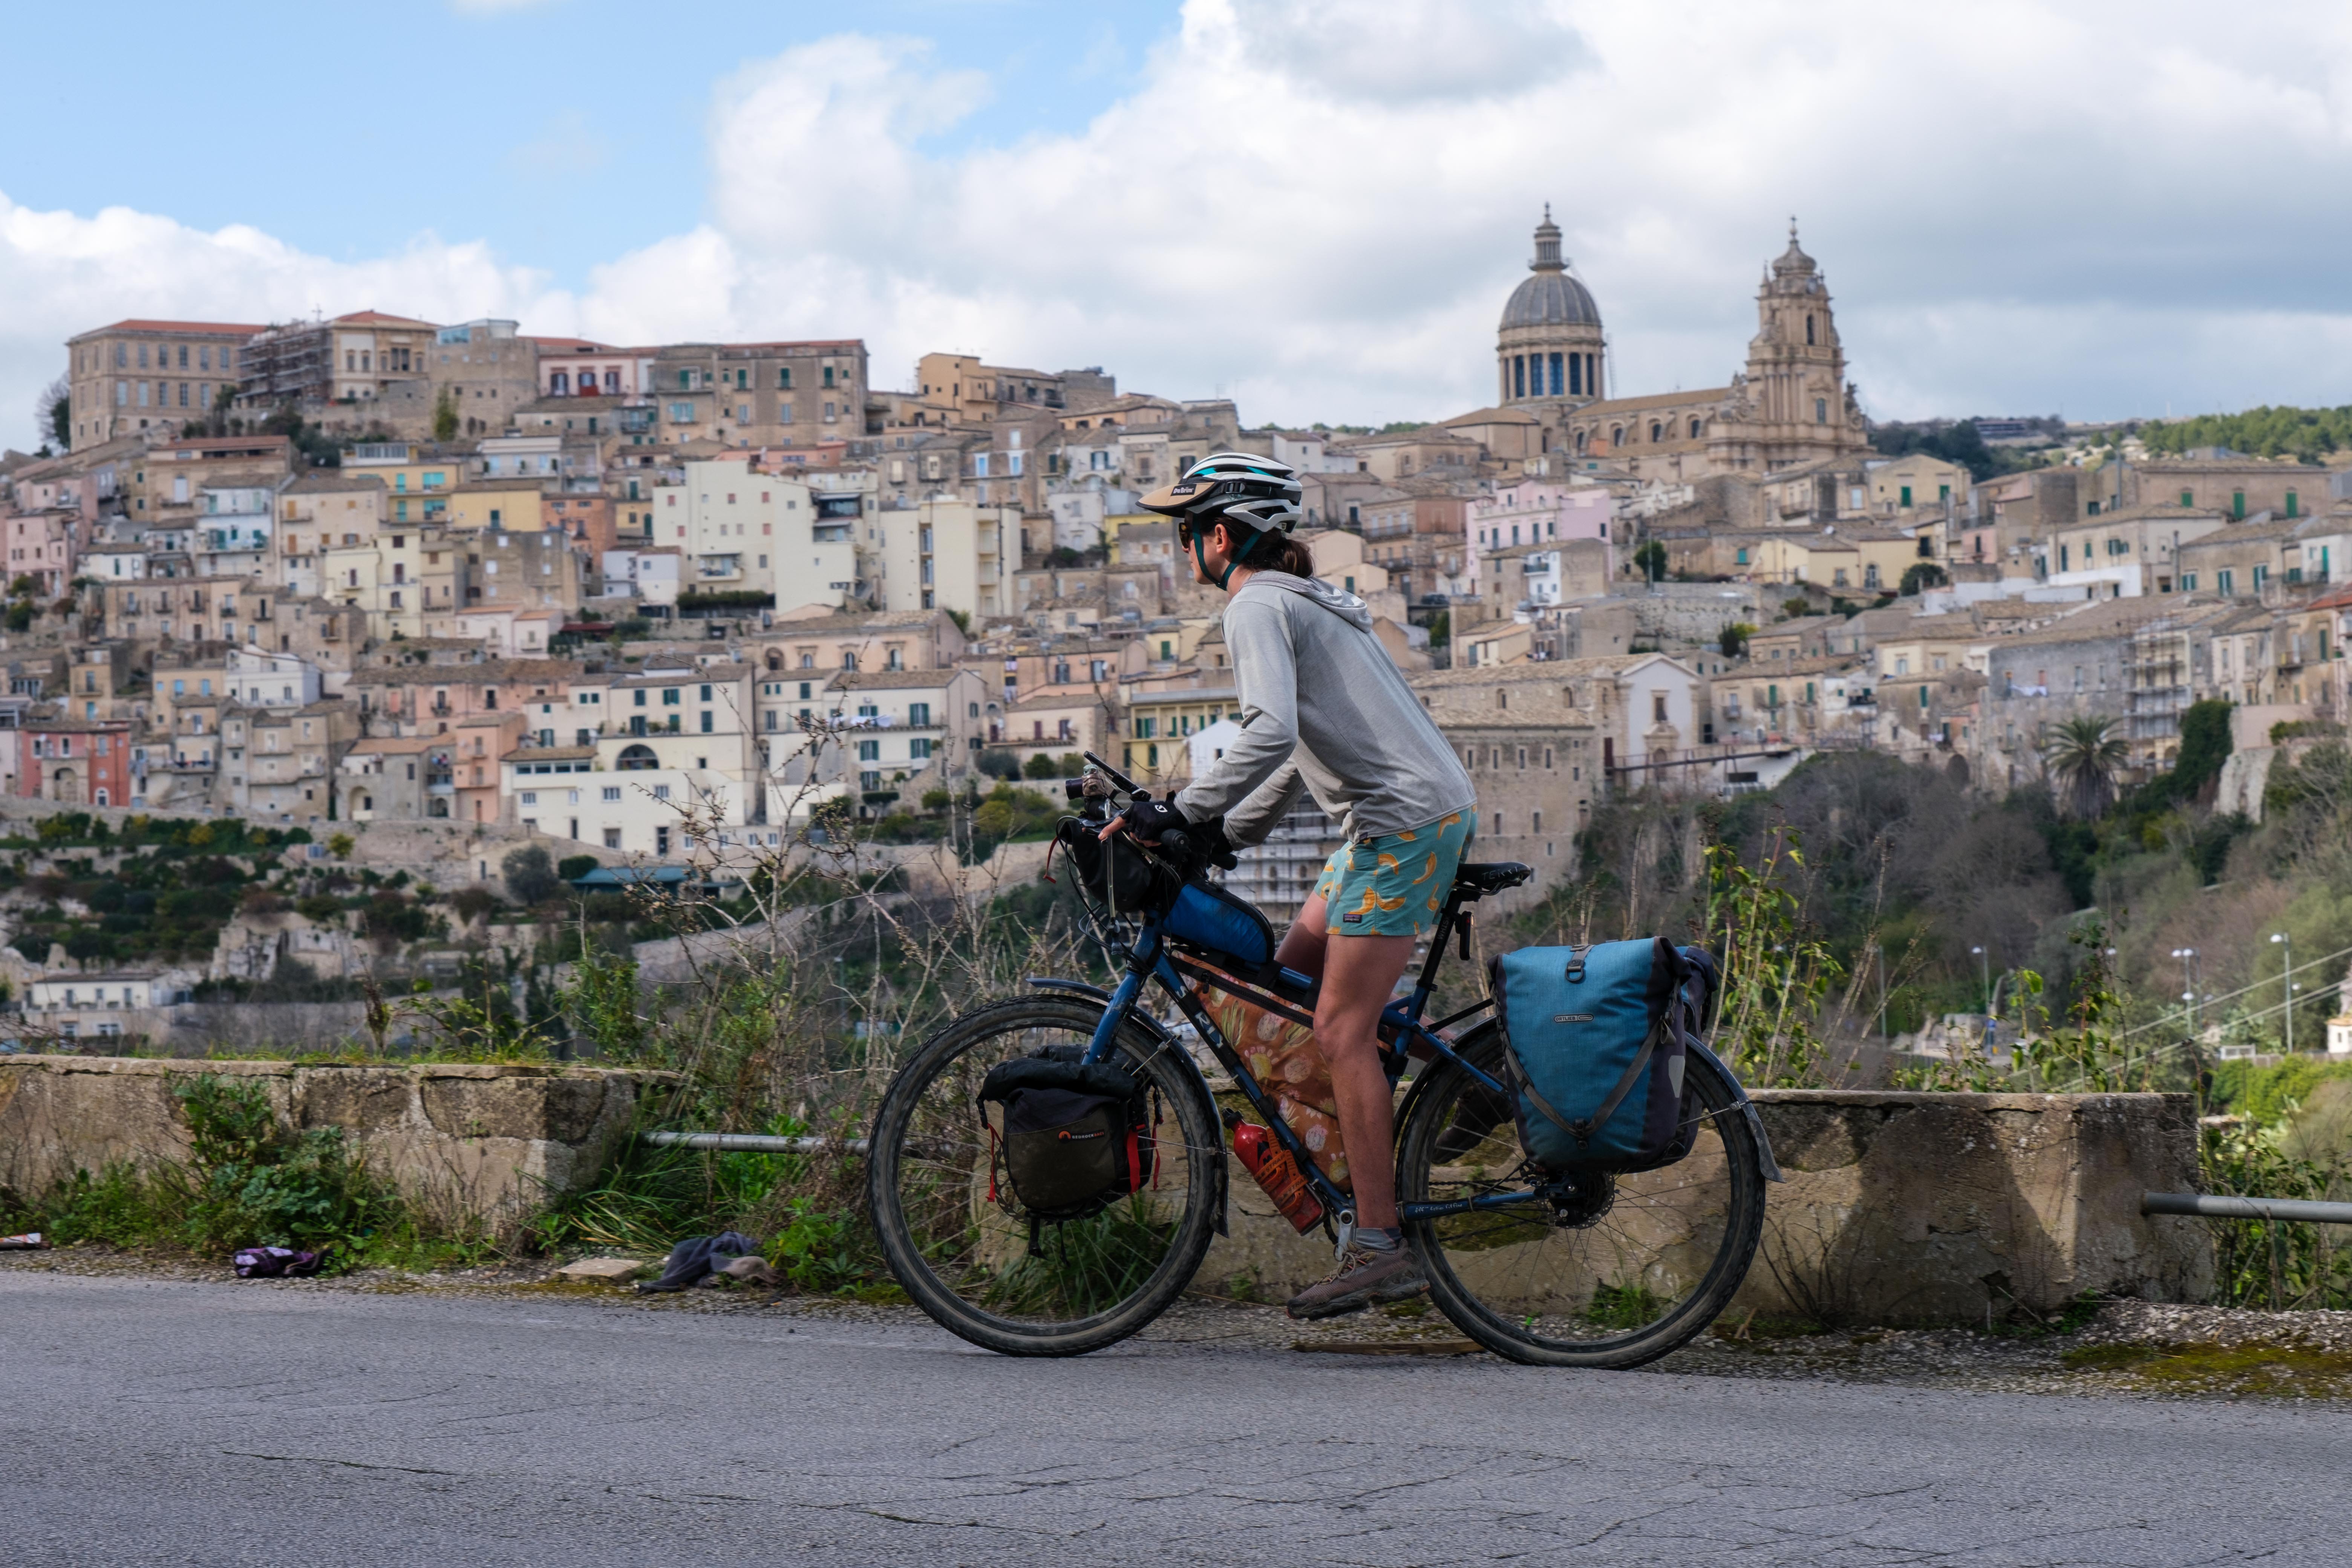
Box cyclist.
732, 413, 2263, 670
1112, 452, 1477, 1319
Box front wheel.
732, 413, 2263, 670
867, 996, 1223, 1357
1396, 1025, 1766, 1368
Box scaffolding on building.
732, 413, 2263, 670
2125, 614, 2193, 766
236, 322, 331, 409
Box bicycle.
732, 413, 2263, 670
867, 753, 1779, 1365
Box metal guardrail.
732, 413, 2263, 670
2144, 1192, 2352, 1225
646, 1130, 870, 1154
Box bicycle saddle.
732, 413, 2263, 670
1452, 861, 1533, 895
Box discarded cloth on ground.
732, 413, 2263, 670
636, 1231, 764, 1293
234, 1246, 327, 1278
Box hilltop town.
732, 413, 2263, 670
6, 214, 2344, 1009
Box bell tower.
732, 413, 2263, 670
1724, 219, 1868, 468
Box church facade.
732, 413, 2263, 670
1489, 214, 1871, 482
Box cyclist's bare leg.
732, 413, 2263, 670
1274, 892, 1414, 1231
1272, 891, 1330, 978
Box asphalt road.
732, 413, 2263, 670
9, 1271, 2349, 1568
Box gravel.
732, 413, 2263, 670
11, 1244, 2349, 1401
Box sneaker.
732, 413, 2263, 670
1285, 1241, 1429, 1321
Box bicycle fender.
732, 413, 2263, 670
1687, 1039, 1785, 1184
1025, 977, 1232, 1235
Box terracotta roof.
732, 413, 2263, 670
330, 310, 438, 329
70, 320, 266, 340
349, 658, 585, 686
1573, 386, 1736, 416
833, 668, 978, 691
346, 733, 443, 755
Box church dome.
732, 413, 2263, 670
1499, 209, 1600, 331
1771, 218, 1817, 279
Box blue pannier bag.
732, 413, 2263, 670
1490, 937, 1705, 1173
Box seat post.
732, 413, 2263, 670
1416, 886, 1475, 993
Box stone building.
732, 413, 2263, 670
1476, 214, 1874, 482
1496, 208, 1604, 406
64, 318, 266, 450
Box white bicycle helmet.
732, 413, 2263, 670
1139, 452, 1304, 586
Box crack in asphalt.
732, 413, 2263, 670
222, 1450, 470, 1478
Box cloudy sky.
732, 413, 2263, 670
7, 0, 2352, 447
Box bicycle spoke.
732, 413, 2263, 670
872, 999, 1220, 1352
1401, 1029, 1763, 1364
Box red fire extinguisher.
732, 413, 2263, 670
1224, 1109, 1325, 1234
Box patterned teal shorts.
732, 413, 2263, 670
1312, 810, 1477, 937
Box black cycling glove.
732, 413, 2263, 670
1119, 798, 1188, 842
1192, 815, 1238, 868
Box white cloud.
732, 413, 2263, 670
0, 191, 573, 447
568, 0, 2352, 425
17, 0, 2352, 446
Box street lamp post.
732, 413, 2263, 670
2271, 932, 2293, 1054
2171, 947, 2199, 1039
1972, 945, 1991, 1054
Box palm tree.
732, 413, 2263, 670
2043, 715, 2129, 818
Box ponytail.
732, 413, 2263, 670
1251, 533, 1318, 579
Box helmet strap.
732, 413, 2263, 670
1193, 514, 1258, 590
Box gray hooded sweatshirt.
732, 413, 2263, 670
1174, 571, 1475, 847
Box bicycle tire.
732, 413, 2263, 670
1396, 1024, 1766, 1369
868, 995, 1223, 1357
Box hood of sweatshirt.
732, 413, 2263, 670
1237, 570, 1374, 633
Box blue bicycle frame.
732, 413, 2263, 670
1072, 877, 1535, 1229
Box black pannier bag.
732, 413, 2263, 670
978, 1046, 1155, 1219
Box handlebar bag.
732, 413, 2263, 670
1055, 818, 1178, 914
978, 1047, 1155, 1219
1489, 936, 1695, 1173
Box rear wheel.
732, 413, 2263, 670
867, 996, 1222, 1357
1396, 1024, 1765, 1368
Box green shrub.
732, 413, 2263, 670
557, 854, 599, 882
172, 1074, 392, 1256
768, 1199, 884, 1294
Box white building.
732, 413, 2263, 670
21, 971, 190, 1040
807, 667, 989, 796
874, 498, 1017, 617
86, 543, 150, 580
198, 484, 276, 579
602, 547, 681, 609
225, 647, 323, 709
652, 457, 853, 608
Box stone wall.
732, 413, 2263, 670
1205, 1089, 2213, 1323
1735, 1090, 2211, 1323
0, 1055, 659, 1239
0, 1061, 2217, 1322
1627, 581, 1764, 643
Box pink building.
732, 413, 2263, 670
1466, 482, 1612, 595
531, 338, 655, 398
4, 510, 81, 596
